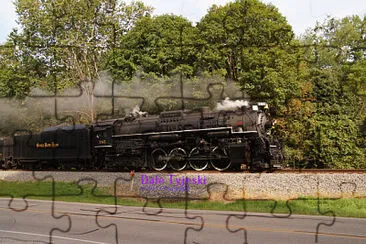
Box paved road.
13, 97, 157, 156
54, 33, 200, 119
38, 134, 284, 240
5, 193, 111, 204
0, 198, 365, 244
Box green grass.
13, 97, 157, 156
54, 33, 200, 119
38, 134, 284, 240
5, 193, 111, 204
1, 180, 365, 218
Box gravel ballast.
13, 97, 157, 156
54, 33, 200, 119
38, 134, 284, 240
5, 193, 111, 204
0, 171, 365, 200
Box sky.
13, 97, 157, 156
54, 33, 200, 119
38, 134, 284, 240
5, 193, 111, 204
0, 0, 365, 43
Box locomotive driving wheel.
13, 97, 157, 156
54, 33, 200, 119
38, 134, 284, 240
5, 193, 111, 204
188, 147, 209, 171
210, 147, 231, 171
169, 148, 187, 171
151, 148, 168, 171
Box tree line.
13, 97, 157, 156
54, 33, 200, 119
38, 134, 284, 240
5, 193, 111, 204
0, 0, 365, 168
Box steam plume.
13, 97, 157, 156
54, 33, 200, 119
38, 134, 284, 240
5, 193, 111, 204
216, 98, 249, 111
130, 105, 148, 117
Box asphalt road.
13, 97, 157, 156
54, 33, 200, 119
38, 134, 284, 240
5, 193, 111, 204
0, 199, 365, 244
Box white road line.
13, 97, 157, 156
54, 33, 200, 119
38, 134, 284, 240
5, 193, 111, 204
0, 229, 108, 244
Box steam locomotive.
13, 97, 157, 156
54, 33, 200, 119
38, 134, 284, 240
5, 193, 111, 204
0, 102, 283, 171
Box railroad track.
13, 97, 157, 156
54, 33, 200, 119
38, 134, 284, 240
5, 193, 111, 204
271, 169, 366, 174
1, 168, 365, 174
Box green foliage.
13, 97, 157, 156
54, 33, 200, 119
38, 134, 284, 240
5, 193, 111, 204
11, 0, 152, 87
293, 16, 366, 169
305, 69, 365, 169
2, 0, 152, 123
0, 67, 31, 98
0, 42, 36, 98
346, 59, 366, 96
106, 14, 197, 80
196, 0, 299, 112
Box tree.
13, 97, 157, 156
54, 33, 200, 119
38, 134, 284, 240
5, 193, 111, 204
196, 0, 298, 110
299, 15, 366, 168
0, 42, 34, 98
106, 14, 198, 80
7, 0, 152, 122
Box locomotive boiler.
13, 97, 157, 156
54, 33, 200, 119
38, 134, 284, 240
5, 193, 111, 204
92, 102, 282, 171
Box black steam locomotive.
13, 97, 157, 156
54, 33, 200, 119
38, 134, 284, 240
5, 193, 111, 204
0, 102, 283, 171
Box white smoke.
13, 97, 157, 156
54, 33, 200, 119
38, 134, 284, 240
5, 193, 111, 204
131, 105, 148, 117
216, 98, 249, 111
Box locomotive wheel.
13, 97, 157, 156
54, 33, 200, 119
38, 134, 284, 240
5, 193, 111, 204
210, 147, 231, 171
169, 148, 187, 171
151, 148, 168, 171
188, 147, 209, 171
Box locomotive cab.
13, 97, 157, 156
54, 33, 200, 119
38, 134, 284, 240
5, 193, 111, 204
93, 126, 113, 148
92, 120, 116, 168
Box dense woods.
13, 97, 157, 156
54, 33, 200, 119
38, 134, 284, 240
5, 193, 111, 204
0, 0, 365, 169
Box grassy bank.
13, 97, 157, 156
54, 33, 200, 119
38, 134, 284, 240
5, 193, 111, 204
1, 181, 365, 218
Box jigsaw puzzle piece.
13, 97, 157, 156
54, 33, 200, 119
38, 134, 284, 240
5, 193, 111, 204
93, 77, 146, 120
94, 176, 138, 244
48, 177, 122, 244
0, 172, 71, 244
113, 174, 204, 243
16, 82, 83, 129
181, 182, 245, 244
0, 130, 54, 210
229, 176, 337, 244
94, 175, 200, 243
313, 179, 365, 243
154, 82, 226, 111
